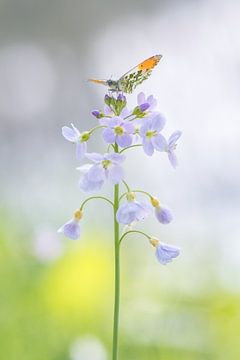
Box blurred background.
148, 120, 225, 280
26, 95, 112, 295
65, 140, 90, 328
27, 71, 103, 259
0, 0, 240, 359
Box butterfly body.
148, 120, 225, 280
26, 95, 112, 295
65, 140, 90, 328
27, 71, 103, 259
89, 55, 162, 94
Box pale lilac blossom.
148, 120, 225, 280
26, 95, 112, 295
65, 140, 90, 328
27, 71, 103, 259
62, 123, 89, 160
165, 131, 182, 168
58, 209, 83, 240
78, 152, 125, 192
139, 113, 166, 156
102, 117, 135, 147
150, 238, 180, 265
116, 193, 150, 225
151, 197, 173, 224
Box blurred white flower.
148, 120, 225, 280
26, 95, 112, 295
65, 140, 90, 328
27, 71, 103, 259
70, 336, 107, 360
33, 226, 63, 262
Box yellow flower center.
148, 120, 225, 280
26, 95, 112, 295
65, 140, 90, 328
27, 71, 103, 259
146, 130, 157, 139
114, 126, 124, 136
102, 159, 111, 169
81, 131, 90, 142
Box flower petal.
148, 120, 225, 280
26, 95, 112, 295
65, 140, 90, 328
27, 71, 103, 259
102, 127, 116, 144
87, 164, 105, 182
58, 219, 80, 240
116, 202, 138, 224
116, 133, 132, 147
152, 134, 167, 152
147, 95, 157, 110
168, 131, 182, 148
79, 174, 104, 192
62, 126, 78, 142
137, 92, 146, 105
155, 243, 180, 265
142, 138, 154, 156
139, 121, 151, 137
76, 163, 92, 174
108, 116, 122, 127
168, 151, 178, 168
85, 152, 104, 163
120, 107, 131, 118
108, 163, 124, 184
151, 113, 166, 132
106, 153, 125, 163
155, 207, 173, 224
123, 122, 135, 134
76, 142, 87, 160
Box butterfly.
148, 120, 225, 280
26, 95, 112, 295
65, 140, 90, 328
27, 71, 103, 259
88, 55, 162, 94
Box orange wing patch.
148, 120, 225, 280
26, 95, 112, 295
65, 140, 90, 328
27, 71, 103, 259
138, 55, 162, 71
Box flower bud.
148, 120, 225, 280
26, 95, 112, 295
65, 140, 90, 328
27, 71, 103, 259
104, 94, 112, 106
133, 103, 150, 117
92, 110, 103, 119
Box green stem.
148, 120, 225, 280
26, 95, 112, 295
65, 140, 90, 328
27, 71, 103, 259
120, 144, 142, 154
119, 230, 151, 245
122, 179, 130, 192
112, 144, 120, 360
80, 196, 114, 210
89, 125, 106, 135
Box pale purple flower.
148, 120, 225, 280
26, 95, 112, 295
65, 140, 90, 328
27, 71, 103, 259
150, 238, 180, 265
102, 117, 135, 147
58, 209, 83, 240
156, 243, 180, 265
137, 92, 157, 111
155, 206, 173, 224
78, 152, 125, 192
165, 131, 182, 168
150, 197, 173, 224
116, 193, 150, 225
62, 123, 89, 160
139, 113, 166, 156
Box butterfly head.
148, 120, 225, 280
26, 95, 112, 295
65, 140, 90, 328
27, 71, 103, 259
106, 79, 119, 91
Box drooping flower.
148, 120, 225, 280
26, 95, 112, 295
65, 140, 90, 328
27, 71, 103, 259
62, 123, 90, 160
58, 209, 83, 240
102, 117, 135, 147
150, 238, 180, 265
78, 152, 125, 192
139, 113, 166, 156
151, 197, 173, 224
116, 192, 150, 225
137, 92, 157, 111
165, 131, 182, 168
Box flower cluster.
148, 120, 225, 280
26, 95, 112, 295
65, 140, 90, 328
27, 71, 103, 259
58, 92, 181, 265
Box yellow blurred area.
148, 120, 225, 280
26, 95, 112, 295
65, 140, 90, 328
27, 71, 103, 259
42, 234, 113, 322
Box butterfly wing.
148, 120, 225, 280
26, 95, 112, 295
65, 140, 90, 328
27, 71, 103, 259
118, 55, 162, 93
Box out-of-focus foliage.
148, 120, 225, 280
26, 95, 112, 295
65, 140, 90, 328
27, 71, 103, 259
0, 215, 240, 360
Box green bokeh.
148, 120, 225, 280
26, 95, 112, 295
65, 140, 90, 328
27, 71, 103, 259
0, 214, 240, 360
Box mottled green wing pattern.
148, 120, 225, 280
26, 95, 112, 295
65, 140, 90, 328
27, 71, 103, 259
118, 55, 162, 93
118, 69, 153, 93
